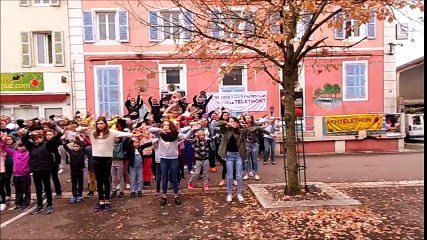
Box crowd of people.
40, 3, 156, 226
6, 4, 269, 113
0, 90, 279, 214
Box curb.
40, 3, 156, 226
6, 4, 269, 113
275, 149, 424, 157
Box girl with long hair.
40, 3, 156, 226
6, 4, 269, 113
149, 120, 196, 206
76, 117, 139, 212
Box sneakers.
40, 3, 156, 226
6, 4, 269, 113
126, 184, 130, 189
76, 196, 83, 203
117, 192, 125, 198
154, 192, 160, 196
160, 197, 167, 206
46, 206, 54, 214
31, 206, 44, 215
210, 167, 217, 173
187, 182, 194, 190
69, 196, 77, 203
272, 161, 276, 165
54, 193, 62, 199
254, 174, 260, 180
104, 203, 112, 211
243, 174, 249, 180
111, 190, 118, 198
58, 168, 64, 174
174, 197, 182, 205
226, 195, 233, 202
190, 170, 195, 174
219, 180, 225, 186
20, 204, 30, 211
263, 161, 268, 165
237, 194, 244, 203
233, 180, 238, 186
203, 183, 210, 191
87, 191, 94, 197
0, 203, 6, 212
137, 191, 143, 197
94, 203, 105, 212
14, 205, 22, 210
248, 171, 254, 177
130, 192, 136, 198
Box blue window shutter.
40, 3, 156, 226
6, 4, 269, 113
211, 10, 221, 38
149, 11, 160, 42
304, 15, 314, 40
366, 11, 376, 39
183, 11, 193, 40
83, 11, 95, 43
334, 12, 344, 40
345, 63, 367, 100
270, 12, 280, 33
97, 67, 121, 115
245, 10, 255, 37
118, 10, 129, 42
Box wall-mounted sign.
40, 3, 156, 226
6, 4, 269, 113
0, 72, 44, 92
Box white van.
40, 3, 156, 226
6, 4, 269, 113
405, 114, 424, 140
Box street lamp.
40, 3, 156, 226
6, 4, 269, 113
269, 105, 275, 116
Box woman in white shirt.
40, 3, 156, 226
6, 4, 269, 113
76, 117, 137, 212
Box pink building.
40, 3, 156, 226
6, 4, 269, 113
68, 1, 403, 153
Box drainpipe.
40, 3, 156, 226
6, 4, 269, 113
66, 0, 76, 116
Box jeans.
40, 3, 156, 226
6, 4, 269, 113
130, 155, 143, 192
13, 174, 31, 206
263, 138, 276, 162
244, 143, 259, 173
71, 170, 84, 197
111, 159, 124, 192
226, 152, 243, 195
33, 169, 53, 207
160, 158, 179, 195
155, 163, 161, 193
93, 157, 113, 201
183, 141, 194, 173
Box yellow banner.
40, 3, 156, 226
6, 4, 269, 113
325, 114, 383, 133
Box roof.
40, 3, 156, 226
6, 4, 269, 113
397, 56, 424, 73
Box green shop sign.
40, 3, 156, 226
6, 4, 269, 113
0, 72, 44, 92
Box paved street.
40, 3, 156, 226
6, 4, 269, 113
0, 152, 424, 239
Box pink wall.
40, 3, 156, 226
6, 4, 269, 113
304, 53, 385, 117
84, 58, 280, 118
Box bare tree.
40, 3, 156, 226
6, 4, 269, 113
119, 0, 424, 195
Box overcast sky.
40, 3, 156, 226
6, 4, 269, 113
394, 7, 424, 66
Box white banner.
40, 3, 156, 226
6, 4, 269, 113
207, 91, 268, 112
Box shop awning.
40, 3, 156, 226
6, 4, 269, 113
0, 93, 69, 103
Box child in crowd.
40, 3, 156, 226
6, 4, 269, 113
187, 131, 210, 191
0, 133, 31, 211
0, 144, 7, 211
62, 138, 85, 203
125, 137, 156, 198
140, 129, 154, 187
111, 137, 125, 198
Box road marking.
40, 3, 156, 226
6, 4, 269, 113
329, 180, 424, 188
0, 200, 44, 229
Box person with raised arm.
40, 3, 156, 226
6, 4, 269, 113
75, 117, 140, 212
125, 90, 144, 120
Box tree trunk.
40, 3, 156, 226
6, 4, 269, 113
282, 65, 300, 195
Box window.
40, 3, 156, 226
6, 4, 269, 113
222, 67, 244, 86
211, 10, 254, 38
162, 12, 181, 40
34, 33, 53, 65
20, 0, 59, 7
334, 12, 376, 40
13, 107, 40, 120
343, 61, 368, 101
223, 10, 244, 38
149, 10, 193, 42
83, 10, 129, 43
34, 0, 50, 5
97, 12, 116, 41
95, 66, 123, 115
21, 31, 64, 67
159, 64, 187, 93
0, 108, 12, 117
44, 107, 62, 119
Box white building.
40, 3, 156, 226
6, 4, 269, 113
0, 0, 73, 119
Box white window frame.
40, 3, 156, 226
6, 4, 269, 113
90, 8, 121, 45
342, 18, 366, 40
96, 11, 118, 43
219, 65, 248, 91
342, 60, 369, 102
33, 0, 50, 6
160, 11, 181, 41
44, 107, 63, 119
93, 65, 124, 116
158, 64, 188, 95
3, 105, 42, 119
34, 32, 53, 66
